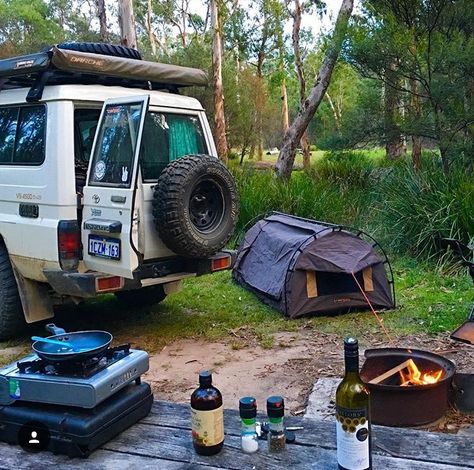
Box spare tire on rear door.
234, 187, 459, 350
152, 155, 239, 258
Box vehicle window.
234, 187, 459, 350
14, 106, 46, 164
74, 109, 101, 163
89, 102, 143, 187
0, 108, 17, 163
0, 105, 46, 165
140, 113, 207, 181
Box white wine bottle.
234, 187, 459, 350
336, 337, 372, 470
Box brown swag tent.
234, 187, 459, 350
233, 213, 395, 318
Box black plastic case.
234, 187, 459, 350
0, 381, 153, 458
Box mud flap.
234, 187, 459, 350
11, 264, 54, 323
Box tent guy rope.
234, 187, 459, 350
351, 271, 394, 345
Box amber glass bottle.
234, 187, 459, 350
191, 371, 224, 455
335, 337, 372, 470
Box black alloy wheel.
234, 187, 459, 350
189, 179, 225, 233
152, 154, 239, 258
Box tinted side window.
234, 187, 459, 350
0, 108, 18, 163
14, 106, 46, 164
140, 113, 207, 181
0, 105, 46, 165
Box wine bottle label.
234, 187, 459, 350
191, 405, 224, 447
336, 406, 370, 470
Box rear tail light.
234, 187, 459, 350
58, 220, 80, 271
211, 255, 231, 271
96, 276, 124, 293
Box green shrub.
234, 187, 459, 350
309, 150, 377, 190
231, 152, 473, 260
375, 159, 474, 258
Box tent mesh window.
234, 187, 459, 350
313, 271, 365, 296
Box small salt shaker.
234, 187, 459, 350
239, 396, 259, 453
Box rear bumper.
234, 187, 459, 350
43, 250, 236, 298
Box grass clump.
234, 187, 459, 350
233, 151, 473, 259
376, 158, 474, 258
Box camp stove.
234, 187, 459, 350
0, 329, 153, 458
0, 344, 149, 408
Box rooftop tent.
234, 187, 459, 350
232, 213, 395, 318
0, 46, 208, 101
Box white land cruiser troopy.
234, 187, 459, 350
0, 43, 239, 339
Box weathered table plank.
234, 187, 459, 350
142, 401, 473, 468
0, 425, 462, 470
0, 400, 471, 469
0, 445, 222, 469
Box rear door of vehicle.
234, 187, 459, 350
82, 95, 149, 279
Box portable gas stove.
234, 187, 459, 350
0, 344, 149, 408
0, 336, 153, 457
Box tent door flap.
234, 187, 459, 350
306, 271, 318, 298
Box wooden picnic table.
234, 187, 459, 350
0, 400, 471, 469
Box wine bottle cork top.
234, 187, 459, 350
344, 337, 359, 355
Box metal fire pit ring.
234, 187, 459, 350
360, 347, 456, 427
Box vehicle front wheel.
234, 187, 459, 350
0, 243, 26, 340
115, 285, 167, 307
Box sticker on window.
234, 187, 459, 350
121, 166, 129, 182
94, 160, 106, 181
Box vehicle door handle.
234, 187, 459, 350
111, 195, 126, 203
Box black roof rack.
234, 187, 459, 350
0, 48, 208, 102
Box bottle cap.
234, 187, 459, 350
199, 371, 212, 387
267, 396, 284, 418
344, 337, 359, 357
239, 396, 257, 418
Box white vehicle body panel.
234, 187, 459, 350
0, 85, 217, 282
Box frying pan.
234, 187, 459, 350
32, 323, 113, 362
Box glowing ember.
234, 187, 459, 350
399, 359, 443, 386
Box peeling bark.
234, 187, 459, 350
118, 0, 138, 50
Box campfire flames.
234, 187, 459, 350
399, 359, 443, 386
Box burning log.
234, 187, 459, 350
369, 360, 412, 385
369, 358, 443, 386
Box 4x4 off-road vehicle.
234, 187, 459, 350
0, 43, 239, 339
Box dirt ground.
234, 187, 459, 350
144, 327, 474, 431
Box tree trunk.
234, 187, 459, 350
412, 136, 422, 170
291, 0, 311, 170
325, 91, 341, 132
384, 62, 405, 160
281, 77, 289, 133
211, 0, 228, 162
118, 0, 138, 50
96, 0, 108, 42
147, 0, 157, 56
276, 0, 354, 180
409, 78, 422, 170
255, 48, 266, 162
